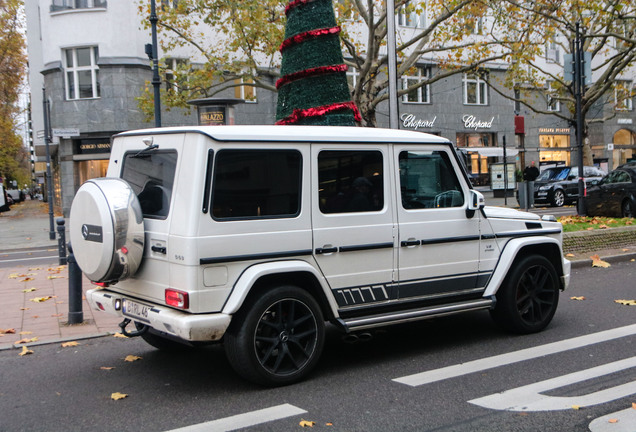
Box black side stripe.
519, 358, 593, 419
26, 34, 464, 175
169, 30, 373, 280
200, 249, 313, 265
495, 229, 562, 239
420, 235, 480, 245
339, 242, 394, 253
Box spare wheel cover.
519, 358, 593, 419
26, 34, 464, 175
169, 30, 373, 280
69, 178, 145, 282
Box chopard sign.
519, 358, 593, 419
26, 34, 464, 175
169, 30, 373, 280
401, 114, 437, 130
463, 115, 494, 130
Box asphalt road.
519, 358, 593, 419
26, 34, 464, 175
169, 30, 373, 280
1, 261, 634, 432
0, 247, 61, 268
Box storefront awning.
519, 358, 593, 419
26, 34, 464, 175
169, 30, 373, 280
459, 148, 519, 157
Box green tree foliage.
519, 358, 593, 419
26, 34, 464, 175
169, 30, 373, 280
486, 0, 636, 165
0, 0, 28, 186
136, 0, 511, 126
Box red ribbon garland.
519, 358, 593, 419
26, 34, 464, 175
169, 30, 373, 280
284, 0, 318, 15
276, 64, 348, 89
279, 26, 341, 52
276, 101, 362, 125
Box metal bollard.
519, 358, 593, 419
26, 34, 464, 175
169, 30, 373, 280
67, 243, 84, 325
56, 218, 67, 265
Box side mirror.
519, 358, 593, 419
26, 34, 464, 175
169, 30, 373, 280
467, 190, 485, 211
589, 179, 599, 187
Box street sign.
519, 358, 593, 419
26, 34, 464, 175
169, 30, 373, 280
52, 128, 80, 138
608, 143, 614, 151
563, 52, 592, 85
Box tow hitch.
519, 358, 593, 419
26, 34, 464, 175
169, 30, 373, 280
118, 318, 149, 337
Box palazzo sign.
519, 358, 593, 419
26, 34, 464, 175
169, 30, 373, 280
401, 114, 437, 130
462, 115, 494, 130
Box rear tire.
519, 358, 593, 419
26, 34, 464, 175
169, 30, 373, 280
622, 200, 634, 218
224, 285, 325, 386
551, 189, 565, 207
491, 255, 560, 334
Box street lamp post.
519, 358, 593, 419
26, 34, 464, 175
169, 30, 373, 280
574, 22, 586, 216
386, 0, 399, 129
149, 0, 162, 127
42, 87, 55, 241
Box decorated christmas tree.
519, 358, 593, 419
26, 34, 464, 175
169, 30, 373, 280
275, 0, 361, 126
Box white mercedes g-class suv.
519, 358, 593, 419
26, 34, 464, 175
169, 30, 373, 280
70, 125, 570, 386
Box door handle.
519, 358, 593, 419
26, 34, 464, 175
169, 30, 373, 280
401, 239, 421, 247
315, 246, 338, 254
151, 245, 166, 254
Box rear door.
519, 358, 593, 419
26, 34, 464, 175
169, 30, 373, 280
311, 144, 397, 309
394, 145, 489, 303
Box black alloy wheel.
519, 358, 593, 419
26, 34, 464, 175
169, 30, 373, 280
551, 189, 565, 207
491, 255, 560, 334
225, 285, 325, 386
622, 199, 635, 218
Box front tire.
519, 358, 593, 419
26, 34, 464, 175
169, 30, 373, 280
224, 285, 325, 386
551, 189, 565, 207
622, 199, 634, 218
491, 255, 560, 334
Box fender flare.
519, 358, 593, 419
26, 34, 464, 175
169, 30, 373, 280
483, 236, 565, 297
221, 260, 337, 315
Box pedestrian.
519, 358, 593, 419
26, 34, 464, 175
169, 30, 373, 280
523, 161, 540, 181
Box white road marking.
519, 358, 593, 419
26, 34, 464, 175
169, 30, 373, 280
165, 404, 307, 432
589, 406, 636, 432
393, 324, 636, 387
0, 256, 58, 264
469, 356, 636, 411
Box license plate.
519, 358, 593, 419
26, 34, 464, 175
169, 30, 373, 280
122, 299, 151, 322
537, 192, 548, 196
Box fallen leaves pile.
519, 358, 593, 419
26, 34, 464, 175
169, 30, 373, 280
559, 215, 634, 230
590, 255, 611, 268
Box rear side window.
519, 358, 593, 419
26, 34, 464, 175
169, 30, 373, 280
399, 150, 464, 209
122, 150, 177, 219
211, 150, 302, 219
318, 150, 384, 214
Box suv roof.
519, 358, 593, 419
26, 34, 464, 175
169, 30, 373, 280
115, 125, 451, 145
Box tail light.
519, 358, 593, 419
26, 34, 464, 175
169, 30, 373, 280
92, 281, 110, 288
165, 289, 189, 309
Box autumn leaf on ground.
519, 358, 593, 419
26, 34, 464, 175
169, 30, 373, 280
8, 273, 19, 279
590, 255, 611, 268
614, 300, 636, 306
100, 366, 115, 370
29, 296, 53, 303
111, 392, 128, 401
51, 313, 63, 318
113, 333, 128, 338
0, 328, 16, 335
299, 420, 316, 427
632, 403, 636, 410
19, 346, 33, 356
565, 253, 575, 257
19, 331, 33, 335
570, 296, 586, 301
572, 405, 581, 410
61, 341, 80, 348
28, 267, 41, 271
22, 288, 37, 293
622, 248, 631, 252
124, 355, 142, 362
20, 278, 35, 282
598, 224, 609, 229
20, 307, 30, 311
608, 419, 618, 423
15, 337, 38, 344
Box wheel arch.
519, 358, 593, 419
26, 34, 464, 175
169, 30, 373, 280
484, 238, 567, 297
222, 260, 337, 320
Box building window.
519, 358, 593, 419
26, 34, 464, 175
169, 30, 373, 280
51, 0, 107, 11
398, 1, 426, 28
161, 0, 179, 10
514, 88, 521, 113
64, 47, 100, 100
615, 81, 633, 111
164, 58, 188, 92
234, 76, 256, 102
402, 66, 431, 103
463, 72, 488, 105
546, 81, 560, 112
466, 16, 483, 35
545, 40, 560, 64
346, 65, 359, 93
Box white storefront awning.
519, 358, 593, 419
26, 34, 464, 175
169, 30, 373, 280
459, 147, 519, 157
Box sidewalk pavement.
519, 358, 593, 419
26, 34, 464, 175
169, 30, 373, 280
1, 195, 635, 351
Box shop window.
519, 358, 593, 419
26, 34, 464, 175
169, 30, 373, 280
539, 134, 571, 166
318, 150, 383, 214
402, 66, 431, 104
212, 150, 301, 219
463, 72, 488, 105
64, 46, 100, 100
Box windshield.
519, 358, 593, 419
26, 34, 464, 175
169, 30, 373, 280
536, 167, 571, 181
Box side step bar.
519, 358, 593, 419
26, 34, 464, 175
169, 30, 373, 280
336, 298, 495, 333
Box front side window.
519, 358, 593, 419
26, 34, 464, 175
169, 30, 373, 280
318, 150, 384, 214
64, 47, 100, 100
463, 72, 488, 105
402, 66, 431, 103
399, 151, 464, 209
122, 150, 177, 219
212, 150, 301, 219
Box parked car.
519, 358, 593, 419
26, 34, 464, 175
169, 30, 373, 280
6, 189, 25, 203
533, 166, 606, 207
69, 125, 570, 386
584, 167, 636, 218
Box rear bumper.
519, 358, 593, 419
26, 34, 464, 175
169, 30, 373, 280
86, 288, 231, 341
